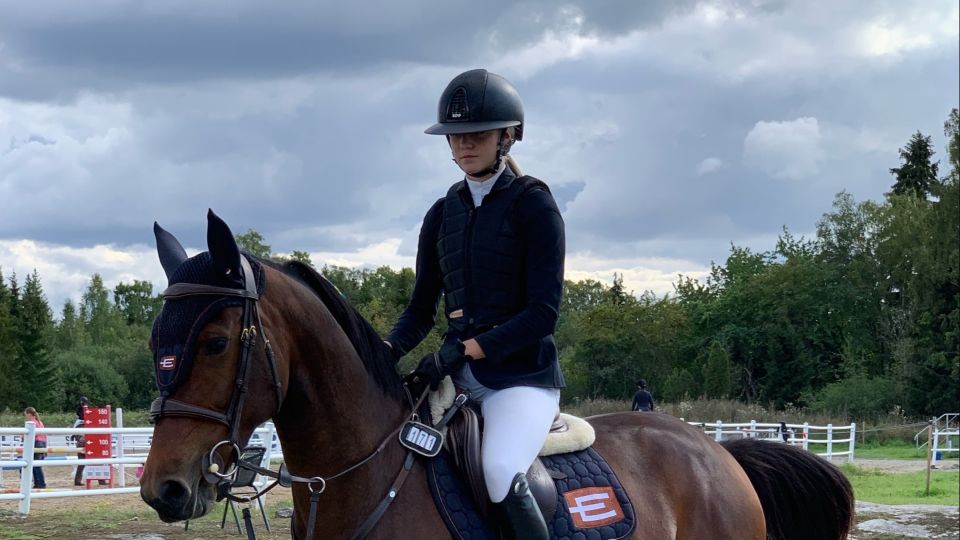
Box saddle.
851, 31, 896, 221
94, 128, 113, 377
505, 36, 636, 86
445, 405, 564, 521
430, 378, 597, 523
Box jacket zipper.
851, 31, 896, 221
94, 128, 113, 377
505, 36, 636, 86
462, 189, 478, 330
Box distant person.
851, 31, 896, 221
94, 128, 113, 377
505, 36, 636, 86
72, 397, 88, 486
778, 422, 794, 443
23, 407, 47, 489
74, 396, 89, 421
631, 380, 655, 412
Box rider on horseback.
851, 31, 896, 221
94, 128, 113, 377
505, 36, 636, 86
384, 69, 566, 540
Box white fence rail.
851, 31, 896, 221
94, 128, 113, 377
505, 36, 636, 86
913, 413, 959, 464
3, 412, 855, 516
686, 420, 856, 462
0, 408, 282, 515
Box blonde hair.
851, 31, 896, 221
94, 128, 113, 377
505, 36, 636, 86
505, 154, 524, 176
24, 407, 39, 419
503, 127, 524, 176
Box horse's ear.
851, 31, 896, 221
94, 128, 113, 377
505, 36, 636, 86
154, 222, 188, 281
206, 209, 243, 286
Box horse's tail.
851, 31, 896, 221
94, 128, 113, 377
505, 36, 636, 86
721, 439, 855, 540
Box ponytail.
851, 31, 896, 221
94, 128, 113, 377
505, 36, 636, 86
505, 154, 524, 177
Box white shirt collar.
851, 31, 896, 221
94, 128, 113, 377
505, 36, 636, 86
464, 162, 506, 207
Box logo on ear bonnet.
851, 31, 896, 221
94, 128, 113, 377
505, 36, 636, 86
159, 356, 177, 371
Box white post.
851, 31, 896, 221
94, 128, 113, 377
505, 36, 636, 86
20, 422, 36, 515
750, 420, 757, 439
848, 423, 856, 463
931, 426, 940, 465
715, 420, 723, 442
116, 408, 125, 488
826, 424, 834, 459
260, 422, 277, 505
802, 422, 809, 451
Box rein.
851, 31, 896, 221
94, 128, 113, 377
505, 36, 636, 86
148, 256, 438, 540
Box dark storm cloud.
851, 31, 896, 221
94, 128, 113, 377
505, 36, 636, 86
0, 0, 704, 100
0, 0, 957, 313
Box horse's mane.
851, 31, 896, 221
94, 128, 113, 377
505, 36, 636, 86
261, 258, 406, 402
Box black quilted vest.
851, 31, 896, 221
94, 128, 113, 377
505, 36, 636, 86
436, 171, 548, 337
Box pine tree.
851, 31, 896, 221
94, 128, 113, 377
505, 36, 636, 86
608, 273, 628, 305
0, 268, 19, 410
55, 300, 89, 351
889, 131, 939, 199
82, 274, 120, 342
16, 271, 61, 409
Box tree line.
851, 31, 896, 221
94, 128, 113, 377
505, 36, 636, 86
0, 110, 956, 419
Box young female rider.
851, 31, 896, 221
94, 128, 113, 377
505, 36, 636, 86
385, 69, 565, 539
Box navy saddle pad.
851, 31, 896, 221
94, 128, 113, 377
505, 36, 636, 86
426, 447, 636, 540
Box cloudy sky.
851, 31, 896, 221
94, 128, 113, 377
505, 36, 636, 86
1, 0, 957, 314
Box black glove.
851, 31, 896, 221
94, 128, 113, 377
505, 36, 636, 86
382, 339, 402, 361
405, 341, 470, 391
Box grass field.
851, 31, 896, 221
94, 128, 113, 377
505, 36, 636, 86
0, 494, 297, 540
842, 464, 960, 506
1, 463, 956, 539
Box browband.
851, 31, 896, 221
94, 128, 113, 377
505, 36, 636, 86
162, 256, 260, 300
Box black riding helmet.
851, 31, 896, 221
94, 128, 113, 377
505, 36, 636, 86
425, 69, 524, 140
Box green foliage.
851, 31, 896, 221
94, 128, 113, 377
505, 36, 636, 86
946, 108, 960, 180
289, 250, 314, 266
0, 269, 19, 411
808, 373, 898, 419
889, 131, 939, 199
16, 271, 61, 410
662, 367, 697, 402
702, 341, 731, 399
234, 228, 272, 258
568, 296, 685, 400
55, 349, 129, 409
113, 280, 162, 326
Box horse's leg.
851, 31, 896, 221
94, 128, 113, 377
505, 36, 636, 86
589, 413, 766, 540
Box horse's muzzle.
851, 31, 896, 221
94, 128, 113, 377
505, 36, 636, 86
141, 478, 212, 522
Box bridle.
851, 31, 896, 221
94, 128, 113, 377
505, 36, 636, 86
149, 256, 282, 485
147, 256, 433, 540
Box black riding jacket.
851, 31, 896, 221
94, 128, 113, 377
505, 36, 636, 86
632, 390, 654, 411
386, 168, 565, 389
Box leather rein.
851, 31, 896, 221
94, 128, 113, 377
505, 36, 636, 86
147, 256, 429, 540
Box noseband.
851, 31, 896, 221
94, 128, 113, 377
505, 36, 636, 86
149, 256, 284, 483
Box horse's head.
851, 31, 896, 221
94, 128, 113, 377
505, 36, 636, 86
140, 210, 285, 522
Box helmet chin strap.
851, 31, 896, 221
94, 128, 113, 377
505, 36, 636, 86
450, 130, 513, 179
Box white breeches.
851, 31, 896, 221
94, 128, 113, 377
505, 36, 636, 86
454, 365, 561, 502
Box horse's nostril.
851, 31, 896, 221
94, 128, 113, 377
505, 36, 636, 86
159, 479, 191, 505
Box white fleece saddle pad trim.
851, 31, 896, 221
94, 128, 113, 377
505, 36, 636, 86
428, 376, 595, 457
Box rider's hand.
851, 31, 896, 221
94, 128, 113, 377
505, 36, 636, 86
404, 341, 470, 391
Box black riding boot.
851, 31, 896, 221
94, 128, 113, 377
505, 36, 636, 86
495, 472, 548, 540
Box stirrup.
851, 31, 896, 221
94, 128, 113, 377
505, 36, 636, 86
495, 472, 548, 540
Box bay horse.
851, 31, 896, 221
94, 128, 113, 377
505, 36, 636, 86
140, 211, 854, 539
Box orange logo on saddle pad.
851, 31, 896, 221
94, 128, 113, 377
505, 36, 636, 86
563, 486, 625, 529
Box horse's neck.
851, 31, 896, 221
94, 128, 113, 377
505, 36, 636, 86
266, 271, 407, 486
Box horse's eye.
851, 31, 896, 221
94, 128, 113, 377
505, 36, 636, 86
204, 337, 229, 356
